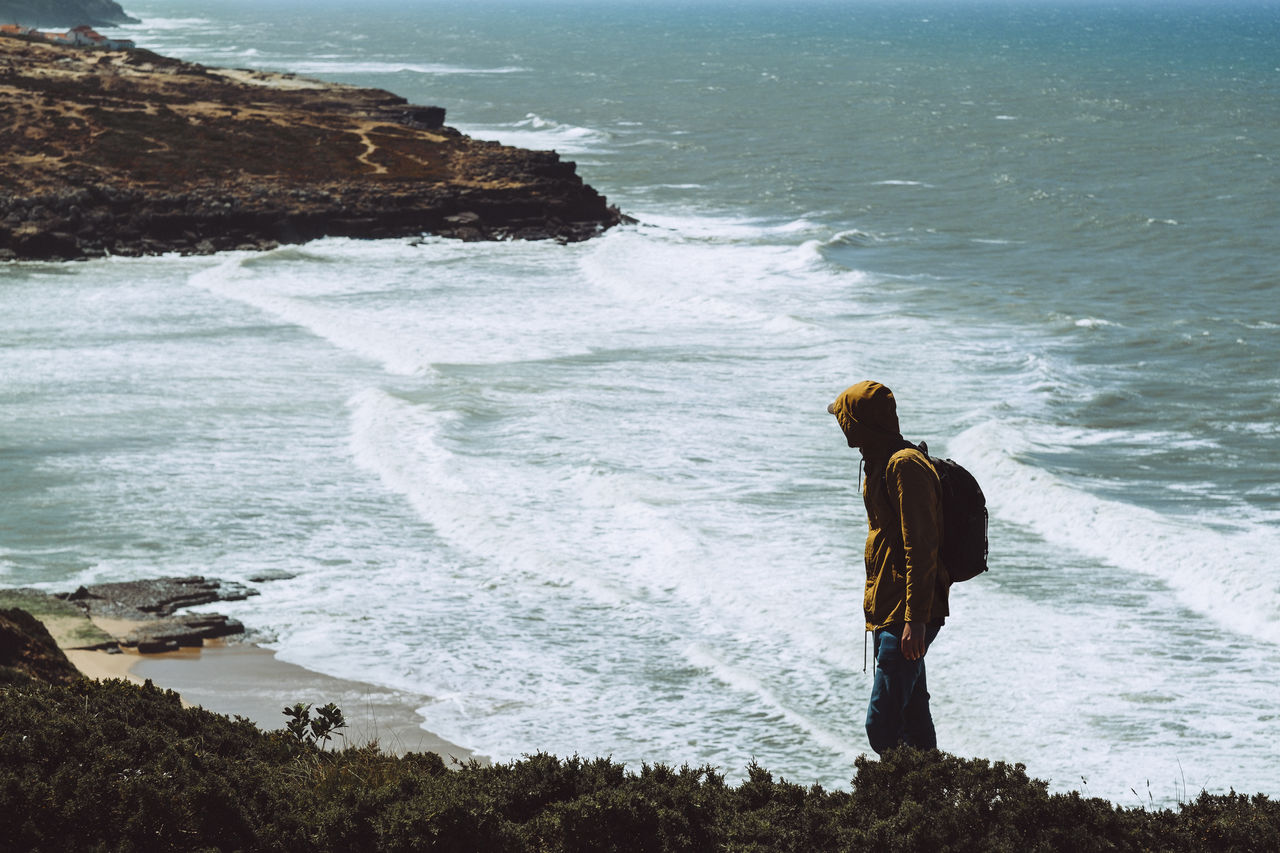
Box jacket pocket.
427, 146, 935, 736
864, 568, 905, 625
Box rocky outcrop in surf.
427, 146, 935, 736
0, 37, 627, 261
2, 576, 268, 654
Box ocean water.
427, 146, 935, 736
3, 0, 1278, 805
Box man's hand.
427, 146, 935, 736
901, 621, 927, 661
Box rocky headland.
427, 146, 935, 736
0, 36, 626, 261
0, 0, 137, 28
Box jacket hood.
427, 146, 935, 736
828, 380, 903, 448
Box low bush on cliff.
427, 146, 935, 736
1, 674, 1277, 852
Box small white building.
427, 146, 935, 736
66, 25, 135, 50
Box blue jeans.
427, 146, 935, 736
866, 623, 941, 754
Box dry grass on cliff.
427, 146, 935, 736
0, 37, 458, 191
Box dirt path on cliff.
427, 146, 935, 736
354, 123, 390, 175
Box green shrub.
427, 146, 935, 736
1, 673, 1278, 851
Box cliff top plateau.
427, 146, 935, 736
0, 35, 625, 259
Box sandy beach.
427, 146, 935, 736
66, 635, 482, 763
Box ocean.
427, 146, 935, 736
2, 0, 1277, 806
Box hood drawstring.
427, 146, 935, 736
859, 456, 868, 674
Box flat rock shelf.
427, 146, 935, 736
1, 576, 269, 653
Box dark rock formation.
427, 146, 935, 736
0, 37, 627, 261
61, 575, 257, 622
0, 608, 83, 684
124, 613, 245, 653
0, 575, 261, 652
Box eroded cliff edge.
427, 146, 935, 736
0, 37, 627, 260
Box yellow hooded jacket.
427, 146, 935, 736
830, 381, 949, 631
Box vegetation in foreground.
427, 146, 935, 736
2, 670, 1278, 852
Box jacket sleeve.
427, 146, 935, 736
886, 453, 942, 623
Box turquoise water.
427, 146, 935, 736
2, 0, 1278, 804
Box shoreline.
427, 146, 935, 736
66, 630, 483, 763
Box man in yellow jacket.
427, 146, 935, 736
829, 380, 949, 754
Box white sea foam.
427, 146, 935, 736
130, 16, 213, 30
951, 420, 1280, 646
871, 179, 935, 187
283, 60, 526, 76
348, 387, 713, 608
683, 644, 862, 763
455, 114, 610, 154
339, 383, 877, 776
348, 389, 639, 604
625, 210, 823, 242
576, 222, 844, 337
187, 253, 434, 375
56, 560, 188, 591
186, 240, 614, 372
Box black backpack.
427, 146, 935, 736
916, 441, 989, 583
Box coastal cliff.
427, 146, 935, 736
0, 37, 626, 261
0, 0, 137, 27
